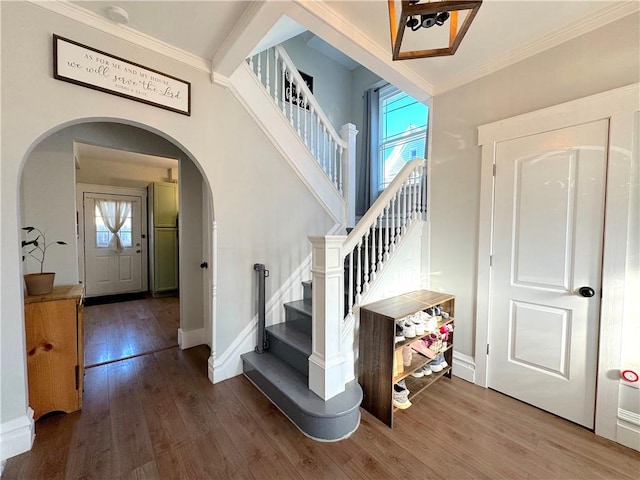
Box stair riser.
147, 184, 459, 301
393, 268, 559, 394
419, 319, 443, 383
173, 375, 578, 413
267, 334, 309, 376
303, 282, 312, 302
284, 306, 312, 335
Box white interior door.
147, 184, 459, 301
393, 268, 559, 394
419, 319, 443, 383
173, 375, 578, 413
84, 193, 143, 296
488, 119, 608, 428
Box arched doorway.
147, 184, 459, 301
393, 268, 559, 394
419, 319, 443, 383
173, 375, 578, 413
19, 119, 215, 377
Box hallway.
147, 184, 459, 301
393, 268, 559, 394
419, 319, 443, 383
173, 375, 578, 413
84, 296, 180, 367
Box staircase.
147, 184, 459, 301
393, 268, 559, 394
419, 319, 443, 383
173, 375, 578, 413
237, 43, 425, 441
241, 281, 363, 441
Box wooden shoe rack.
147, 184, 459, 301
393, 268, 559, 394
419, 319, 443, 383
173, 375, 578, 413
358, 290, 455, 427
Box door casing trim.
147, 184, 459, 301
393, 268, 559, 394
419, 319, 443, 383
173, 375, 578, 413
475, 83, 639, 443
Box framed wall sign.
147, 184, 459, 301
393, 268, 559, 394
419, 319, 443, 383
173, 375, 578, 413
284, 69, 313, 110
53, 35, 191, 116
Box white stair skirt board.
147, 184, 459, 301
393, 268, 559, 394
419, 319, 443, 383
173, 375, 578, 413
178, 328, 206, 350
213, 251, 324, 383
0, 408, 35, 462
228, 64, 345, 225
452, 351, 476, 384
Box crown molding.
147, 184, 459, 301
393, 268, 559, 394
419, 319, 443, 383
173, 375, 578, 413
211, 0, 267, 67
433, 2, 640, 95
27, 0, 211, 73
290, 0, 434, 100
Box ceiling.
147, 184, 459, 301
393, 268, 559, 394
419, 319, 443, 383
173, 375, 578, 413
69, 0, 633, 94
75, 142, 179, 169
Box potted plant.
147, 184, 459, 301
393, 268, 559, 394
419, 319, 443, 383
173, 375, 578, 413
21, 226, 67, 296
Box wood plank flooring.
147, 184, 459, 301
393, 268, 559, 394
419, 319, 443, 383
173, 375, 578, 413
84, 296, 180, 367
4, 345, 639, 479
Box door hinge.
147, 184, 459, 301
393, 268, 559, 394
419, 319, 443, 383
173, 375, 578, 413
493, 164, 496, 176
486, 344, 490, 355
489, 255, 493, 267
75, 365, 79, 390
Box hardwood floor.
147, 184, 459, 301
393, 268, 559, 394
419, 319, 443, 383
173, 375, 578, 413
84, 296, 180, 367
4, 345, 639, 479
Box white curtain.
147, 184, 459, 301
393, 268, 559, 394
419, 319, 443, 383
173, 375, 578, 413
96, 199, 131, 253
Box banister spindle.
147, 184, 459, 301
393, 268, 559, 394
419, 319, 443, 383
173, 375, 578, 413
363, 231, 370, 292
310, 107, 315, 155
257, 52, 262, 85
288, 72, 293, 125
377, 213, 383, 271
265, 49, 270, 93
296, 88, 301, 134
338, 146, 344, 193
273, 50, 279, 102
384, 205, 390, 261
347, 251, 354, 318
403, 181, 409, 234
370, 223, 377, 282
356, 240, 363, 304
390, 196, 397, 252
281, 62, 286, 115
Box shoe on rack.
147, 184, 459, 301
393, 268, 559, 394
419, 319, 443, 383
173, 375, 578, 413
402, 320, 416, 338
395, 322, 405, 344
396, 378, 409, 393
410, 314, 425, 335
402, 346, 413, 367
393, 383, 411, 409
409, 367, 424, 378
430, 361, 444, 373
421, 364, 433, 376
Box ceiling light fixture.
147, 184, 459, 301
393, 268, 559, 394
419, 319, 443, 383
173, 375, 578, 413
106, 5, 129, 25
388, 0, 482, 60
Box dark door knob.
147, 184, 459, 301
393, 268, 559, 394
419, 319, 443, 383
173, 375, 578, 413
578, 286, 595, 298
200, 262, 208, 269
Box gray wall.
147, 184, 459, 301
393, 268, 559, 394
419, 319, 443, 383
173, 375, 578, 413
429, 13, 640, 356
282, 34, 353, 132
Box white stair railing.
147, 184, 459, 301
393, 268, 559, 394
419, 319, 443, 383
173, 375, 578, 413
342, 158, 426, 317
247, 46, 348, 195
308, 158, 427, 400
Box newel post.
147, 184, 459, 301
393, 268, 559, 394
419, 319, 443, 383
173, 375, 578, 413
308, 235, 347, 400
341, 123, 358, 228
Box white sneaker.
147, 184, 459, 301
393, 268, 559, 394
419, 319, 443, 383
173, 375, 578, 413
430, 362, 444, 373
393, 383, 411, 409
402, 320, 416, 338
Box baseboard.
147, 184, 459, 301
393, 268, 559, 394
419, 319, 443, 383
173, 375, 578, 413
0, 408, 35, 461
452, 350, 476, 383
177, 327, 206, 350
213, 254, 315, 383
617, 413, 640, 451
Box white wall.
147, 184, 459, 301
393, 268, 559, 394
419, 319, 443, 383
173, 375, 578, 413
429, 13, 640, 357
0, 1, 333, 447
282, 33, 353, 133
20, 134, 79, 285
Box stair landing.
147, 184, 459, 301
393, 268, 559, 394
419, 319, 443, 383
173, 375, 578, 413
242, 350, 362, 441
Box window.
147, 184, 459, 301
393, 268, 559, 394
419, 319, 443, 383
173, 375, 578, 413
377, 85, 428, 191
95, 201, 132, 248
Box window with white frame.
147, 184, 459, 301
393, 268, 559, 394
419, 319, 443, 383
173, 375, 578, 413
377, 85, 429, 191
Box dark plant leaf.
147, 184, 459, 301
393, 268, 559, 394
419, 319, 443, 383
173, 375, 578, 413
22, 227, 35, 232
33, 240, 39, 247
22, 255, 25, 261
56, 241, 67, 245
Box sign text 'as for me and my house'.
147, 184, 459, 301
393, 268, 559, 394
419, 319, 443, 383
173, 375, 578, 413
53, 35, 191, 116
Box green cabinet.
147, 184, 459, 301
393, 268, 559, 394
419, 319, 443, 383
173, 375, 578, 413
148, 182, 178, 295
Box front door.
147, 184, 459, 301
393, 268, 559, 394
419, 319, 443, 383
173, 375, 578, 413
84, 193, 143, 296
488, 119, 608, 428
